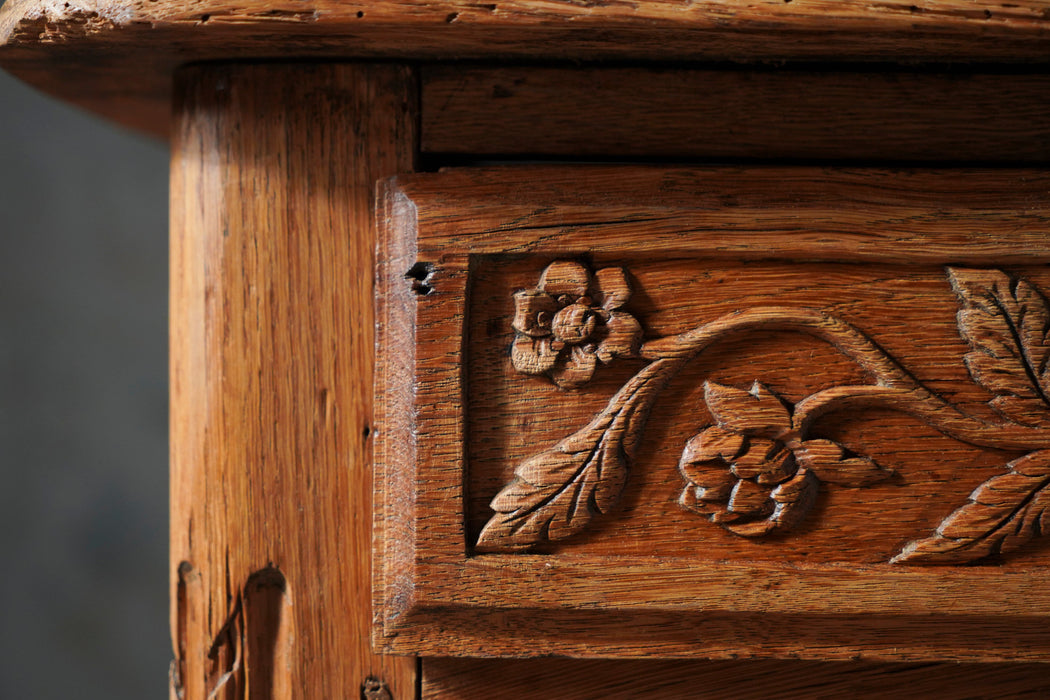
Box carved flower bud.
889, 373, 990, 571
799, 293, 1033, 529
551, 302, 597, 345
678, 423, 805, 529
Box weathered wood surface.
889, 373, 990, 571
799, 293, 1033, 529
170, 63, 417, 699
423, 657, 1050, 699
374, 165, 1050, 661
4, 0, 1050, 136
422, 67, 1050, 164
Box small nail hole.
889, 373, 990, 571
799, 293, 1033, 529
406, 262, 436, 296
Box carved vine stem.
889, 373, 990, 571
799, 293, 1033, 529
480, 264, 1050, 564
642, 306, 1050, 450
792, 385, 1050, 451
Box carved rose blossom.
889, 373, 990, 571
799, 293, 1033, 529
678, 381, 892, 536
511, 260, 642, 389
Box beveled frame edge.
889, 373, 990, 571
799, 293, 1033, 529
373, 166, 1050, 661
373, 179, 422, 646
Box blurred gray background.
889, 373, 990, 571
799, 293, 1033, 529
0, 61, 170, 697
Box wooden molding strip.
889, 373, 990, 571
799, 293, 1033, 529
422, 67, 1050, 163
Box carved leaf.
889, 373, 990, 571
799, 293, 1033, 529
795, 439, 893, 488
989, 396, 1050, 429
891, 450, 1050, 564
948, 268, 1050, 422
476, 360, 675, 552
704, 381, 792, 438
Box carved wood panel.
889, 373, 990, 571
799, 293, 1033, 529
470, 260, 1050, 566
374, 166, 1050, 661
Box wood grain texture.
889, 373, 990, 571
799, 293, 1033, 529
374, 165, 1050, 661
423, 657, 1050, 699
422, 67, 1050, 164
170, 63, 417, 699
4, 0, 1050, 136
385, 166, 1050, 263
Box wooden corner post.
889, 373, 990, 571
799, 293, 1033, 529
169, 64, 418, 699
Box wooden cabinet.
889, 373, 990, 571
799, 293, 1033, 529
4, 1, 1050, 696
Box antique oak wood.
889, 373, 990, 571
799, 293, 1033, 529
169, 63, 417, 699
5, 0, 1050, 693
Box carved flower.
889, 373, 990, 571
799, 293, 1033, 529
511, 261, 642, 389
678, 381, 892, 536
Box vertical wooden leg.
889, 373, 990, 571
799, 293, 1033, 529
169, 64, 418, 699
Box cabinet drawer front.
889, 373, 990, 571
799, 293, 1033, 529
375, 166, 1050, 661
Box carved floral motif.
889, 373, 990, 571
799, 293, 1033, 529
511, 261, 642, 388
477, 263, 1050, 565
678, 382, 891, 537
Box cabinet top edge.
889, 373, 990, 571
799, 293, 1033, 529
4, 0, 1050, 136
